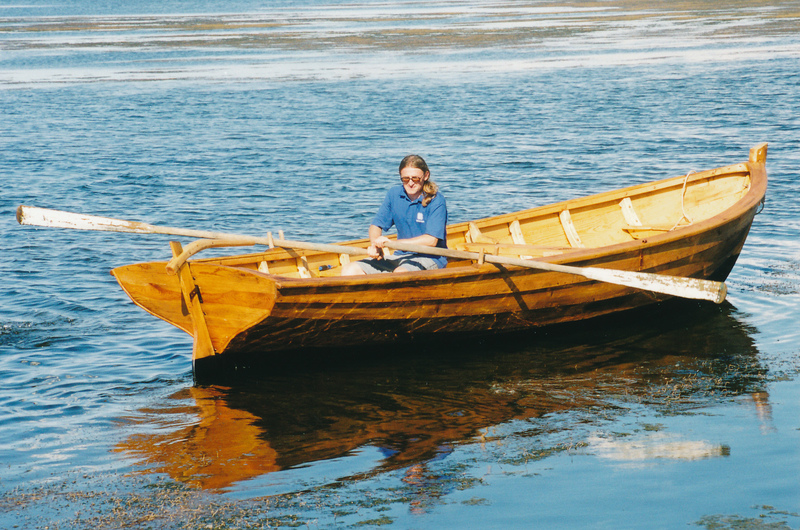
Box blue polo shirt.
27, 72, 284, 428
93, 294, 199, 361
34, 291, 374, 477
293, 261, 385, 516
372, 184, 448, 268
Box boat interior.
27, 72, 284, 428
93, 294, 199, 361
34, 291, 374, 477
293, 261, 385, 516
190, 165, 753, 279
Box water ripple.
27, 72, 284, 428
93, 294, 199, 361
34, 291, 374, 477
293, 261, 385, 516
2, 1, 800, 528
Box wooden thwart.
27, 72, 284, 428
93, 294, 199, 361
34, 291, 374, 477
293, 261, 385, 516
619, 197, 686, 237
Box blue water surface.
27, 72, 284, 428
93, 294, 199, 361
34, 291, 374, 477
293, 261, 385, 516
2, 1, 800, 528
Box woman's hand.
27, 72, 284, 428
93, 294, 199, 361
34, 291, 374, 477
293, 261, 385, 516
373, 236, 391, 248
368, 235, 391, 259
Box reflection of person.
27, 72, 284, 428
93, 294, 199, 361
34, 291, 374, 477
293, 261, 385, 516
342, 155, 448, 275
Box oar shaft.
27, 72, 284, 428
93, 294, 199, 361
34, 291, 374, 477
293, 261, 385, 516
385, 241, 570, 274
17, 205, 369, 256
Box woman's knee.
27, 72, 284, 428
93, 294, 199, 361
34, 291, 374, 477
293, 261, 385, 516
341, 262, 366, 276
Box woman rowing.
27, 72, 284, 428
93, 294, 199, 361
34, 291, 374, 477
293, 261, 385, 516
341, 155, 448, 275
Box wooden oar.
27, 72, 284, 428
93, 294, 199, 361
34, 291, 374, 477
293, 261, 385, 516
384, 240, 726, 304
16, 205, 727, 303
16, 205, 371, 255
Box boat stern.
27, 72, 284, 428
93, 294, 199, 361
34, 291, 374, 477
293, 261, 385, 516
112, 261, 279, 367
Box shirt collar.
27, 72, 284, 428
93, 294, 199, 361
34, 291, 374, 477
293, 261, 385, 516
400, 188, 424, 204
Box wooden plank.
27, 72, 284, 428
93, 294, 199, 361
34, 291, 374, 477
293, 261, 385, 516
110, 262, 192, 334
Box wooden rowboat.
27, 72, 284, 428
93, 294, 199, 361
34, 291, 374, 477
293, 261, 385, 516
18, 144, 768, 377
107, 144, 768, 376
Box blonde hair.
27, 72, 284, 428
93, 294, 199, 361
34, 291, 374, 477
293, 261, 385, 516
399, 154, 438, 207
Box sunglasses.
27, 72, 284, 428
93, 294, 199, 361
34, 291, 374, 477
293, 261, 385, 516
400, 176, 424, 184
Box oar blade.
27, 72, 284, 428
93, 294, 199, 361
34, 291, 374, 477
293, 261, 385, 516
16, 205, 223, 239
17, 205, 155, 234
581, 267, 727, 304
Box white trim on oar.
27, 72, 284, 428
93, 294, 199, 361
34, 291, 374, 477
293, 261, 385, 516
383, 241, 727, 304
17, 205, 250, 240
16, 204, 370, 260
17, 205, 726, 303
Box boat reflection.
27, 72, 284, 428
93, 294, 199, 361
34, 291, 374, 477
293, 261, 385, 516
117, 386, 281, 490
116, 300, 771, 491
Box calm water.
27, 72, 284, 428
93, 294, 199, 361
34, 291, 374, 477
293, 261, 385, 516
2, 1, 800, 528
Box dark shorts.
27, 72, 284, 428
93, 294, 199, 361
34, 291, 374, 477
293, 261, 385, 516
354, 254, 441, 273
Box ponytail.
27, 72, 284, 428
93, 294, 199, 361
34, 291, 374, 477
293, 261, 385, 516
422, 180, 438, 207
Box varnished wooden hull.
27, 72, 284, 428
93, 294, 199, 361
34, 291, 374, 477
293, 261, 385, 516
111, 145, 768, 375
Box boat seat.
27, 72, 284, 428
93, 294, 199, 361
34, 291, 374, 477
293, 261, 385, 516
463, 220, 565, 258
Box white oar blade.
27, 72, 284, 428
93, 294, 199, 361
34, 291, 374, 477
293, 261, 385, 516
581, 267, 727, 304
16, 205, 222, 239
17, 205, 154, 234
